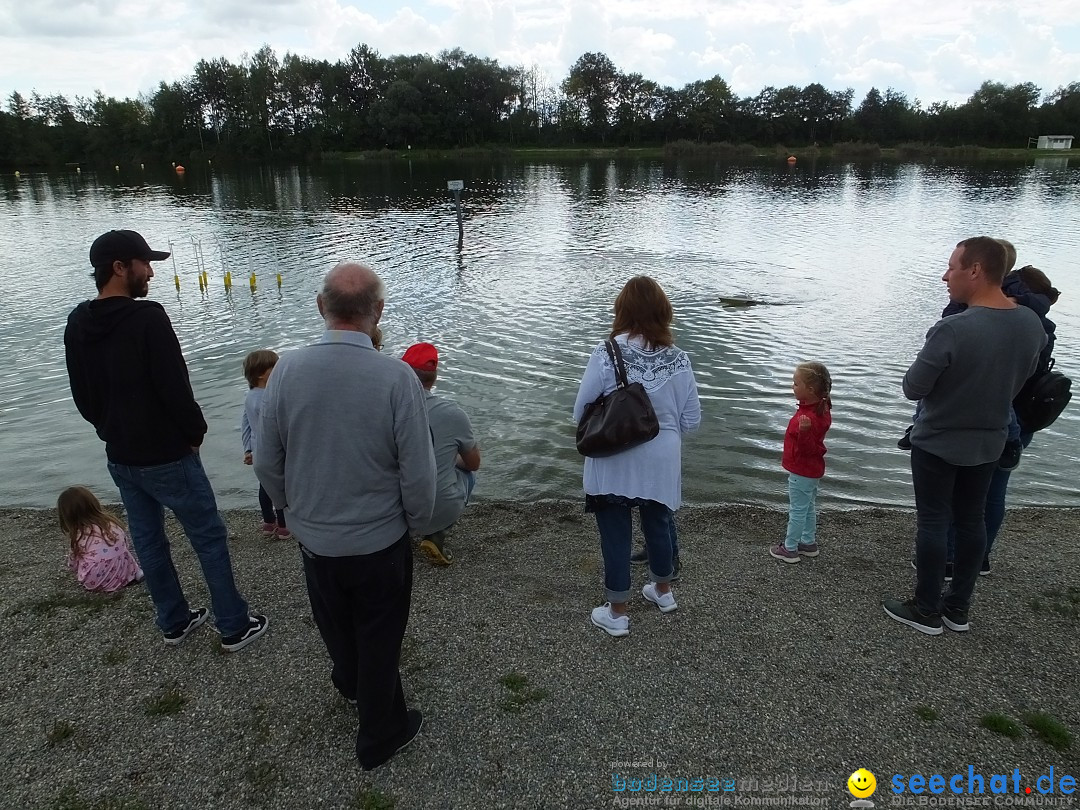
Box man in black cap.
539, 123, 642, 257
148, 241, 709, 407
65, 230, 268, 652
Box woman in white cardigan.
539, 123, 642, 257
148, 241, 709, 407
573, 276, 702, 637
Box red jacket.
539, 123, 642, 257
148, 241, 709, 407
782, 402, 831, 478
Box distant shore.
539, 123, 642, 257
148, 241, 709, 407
320, 143, 1080, 162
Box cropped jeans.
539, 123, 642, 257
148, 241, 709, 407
108, 452, 251, 637
593, 499, 673, 603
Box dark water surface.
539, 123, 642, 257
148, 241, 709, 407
2, 157, 1077, 509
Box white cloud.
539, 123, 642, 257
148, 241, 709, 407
0, 0, 1077, 107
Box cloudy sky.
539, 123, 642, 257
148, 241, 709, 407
3, 0, 1078, 107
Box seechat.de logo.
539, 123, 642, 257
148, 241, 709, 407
848, 768, 877, 808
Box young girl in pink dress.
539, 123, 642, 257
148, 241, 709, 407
58, 486, 143, 593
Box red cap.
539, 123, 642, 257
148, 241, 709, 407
402, 342, 438, 371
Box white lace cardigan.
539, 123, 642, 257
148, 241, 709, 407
572, 333, 702, 510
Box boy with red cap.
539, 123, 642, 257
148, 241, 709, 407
401, 342, 481, 564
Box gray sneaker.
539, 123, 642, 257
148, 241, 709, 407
942, 607, 970, 632
884, 597, 943, 636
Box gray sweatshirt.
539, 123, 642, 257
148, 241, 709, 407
904, 306, 1046, 465
254, 330, 437, 556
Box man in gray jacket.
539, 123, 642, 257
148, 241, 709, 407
255, 262, 436, 769
885, 237, 1045, 636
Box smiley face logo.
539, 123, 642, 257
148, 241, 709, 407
848, 769, 877, 798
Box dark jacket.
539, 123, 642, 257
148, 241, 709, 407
64, 297, 207, 465
941, 272, 1056, 370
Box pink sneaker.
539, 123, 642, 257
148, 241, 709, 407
259, 522, 276, 536
274, 526, 293, 540
768, 544, 800, 564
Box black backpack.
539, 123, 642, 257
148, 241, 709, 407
1013, 358, 1072, 433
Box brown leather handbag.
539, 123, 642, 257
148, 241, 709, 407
576, 339, 660, 457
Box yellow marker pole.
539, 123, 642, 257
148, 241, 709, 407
276, 272, 282, 288
169, 241, 180, 290
224, 271, 232, 290
249, 272, 256, 291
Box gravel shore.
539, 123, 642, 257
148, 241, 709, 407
2, 502, 1079, 810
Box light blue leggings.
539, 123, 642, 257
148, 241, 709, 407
784, 472, 820, 551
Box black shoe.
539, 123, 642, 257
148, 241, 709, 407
979, 557, 991, 576
220, 614, 269, 652
883, 597, 943, 635
163, 608, 208, 646
910, 559, 953, 582
942, 606, 970, 632
361, 709, 424, 771
630, 548, 649, 565
998, 438, 1022, 471
897, 425, 913, 450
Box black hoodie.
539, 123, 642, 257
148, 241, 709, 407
64, 297, 208, 465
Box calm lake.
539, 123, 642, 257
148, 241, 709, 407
1, 157, 1077, 510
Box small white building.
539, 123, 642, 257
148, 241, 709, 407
1036, 135, 1074, 150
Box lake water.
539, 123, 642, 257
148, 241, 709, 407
1, 157, 1077, 510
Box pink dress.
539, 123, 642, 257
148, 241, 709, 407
67, 525, 143, 593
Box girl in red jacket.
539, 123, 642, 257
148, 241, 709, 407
769, 362, 833, 563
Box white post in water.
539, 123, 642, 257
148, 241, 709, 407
447, 180, 464, 249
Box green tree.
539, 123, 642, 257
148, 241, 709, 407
614, 72, 659, 143
562, 52, 620, 142
680, 76, 736, 141
959, 81, 1040, 145
1037, 82, 1080, 135
148, 81, 202, 157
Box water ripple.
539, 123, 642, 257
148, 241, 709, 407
1, 159, 1078, 508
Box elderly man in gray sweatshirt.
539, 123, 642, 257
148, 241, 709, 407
885, 237, 1045, 637
255, 262, 436, 770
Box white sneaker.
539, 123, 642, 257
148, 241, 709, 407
590, 604, 629, 637
642, 582, 678, 613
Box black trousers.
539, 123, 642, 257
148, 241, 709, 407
911, 446, 996, 615
300, 532, 413, 766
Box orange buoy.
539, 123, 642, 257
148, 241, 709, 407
786, 155, 797, 164
175, 165, 186, 173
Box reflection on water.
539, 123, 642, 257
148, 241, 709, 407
1, 159, 1078, 509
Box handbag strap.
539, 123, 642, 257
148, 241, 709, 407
603, 339, 631, 389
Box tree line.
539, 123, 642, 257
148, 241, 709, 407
2, 46, 1078, 166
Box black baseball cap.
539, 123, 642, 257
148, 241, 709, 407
89, 230, 170, 268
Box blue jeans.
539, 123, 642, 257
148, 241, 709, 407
910, 446, 997, 615
784, 473, 819, 551
669, 513, 681, 559
946, 433, 1032, 562
108, 453, 250, 636
593, 499, 673, 603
